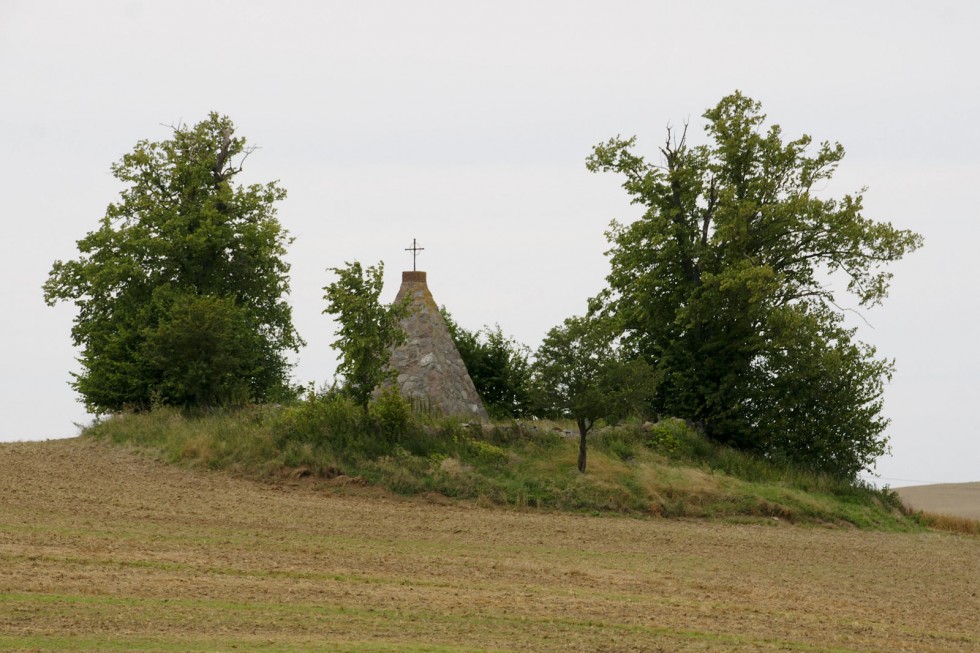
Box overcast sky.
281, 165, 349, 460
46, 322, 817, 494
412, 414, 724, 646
2, 1, 977, 486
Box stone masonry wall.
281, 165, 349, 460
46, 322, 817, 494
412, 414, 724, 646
383, 271, 488, 419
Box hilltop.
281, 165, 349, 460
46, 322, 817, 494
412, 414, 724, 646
73, 405, 977, 534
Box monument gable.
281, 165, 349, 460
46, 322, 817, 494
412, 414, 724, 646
383, 270, 488, 419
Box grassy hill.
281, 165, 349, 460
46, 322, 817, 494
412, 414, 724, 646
76, 400, 976, 533
1, 436, 978, 652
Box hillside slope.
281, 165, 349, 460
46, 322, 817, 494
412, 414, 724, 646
897, 482, 980, 520
1, 438, 978, 652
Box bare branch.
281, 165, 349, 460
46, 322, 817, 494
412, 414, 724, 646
213, 128, 232, 183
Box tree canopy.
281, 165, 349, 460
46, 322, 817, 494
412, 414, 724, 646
322, 261, 409, 407
533, 315, 659, 472
44, 114, 301, 411
587, 92, 922, 478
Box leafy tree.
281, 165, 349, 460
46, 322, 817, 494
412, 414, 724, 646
533, 315, 659, 472
43, 114, 301, 411
586, 91, 922, 477
322, 261, 409, 407
441, 309, 534, 418
739, 304, 893, 478
142, 294, 270, 408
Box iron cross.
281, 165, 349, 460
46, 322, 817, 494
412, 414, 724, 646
405, 238, 424, 271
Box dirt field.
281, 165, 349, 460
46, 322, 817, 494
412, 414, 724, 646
1, 438, 977, 652
897, 482, 980, 520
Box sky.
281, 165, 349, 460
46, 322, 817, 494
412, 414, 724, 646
2, 0, 977, 487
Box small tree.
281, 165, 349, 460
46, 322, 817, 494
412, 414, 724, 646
323, 261, 409, 407
533, 315, 658, 472
43, 113, 301, 412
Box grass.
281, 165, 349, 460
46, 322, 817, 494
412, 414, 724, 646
912, 510, 980, 536
81, 394, 970, 533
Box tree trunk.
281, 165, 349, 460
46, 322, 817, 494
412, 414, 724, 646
577, 418, 588, 473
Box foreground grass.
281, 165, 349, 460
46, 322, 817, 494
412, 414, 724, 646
2, 438, 978, 652
80, 399, 935, 531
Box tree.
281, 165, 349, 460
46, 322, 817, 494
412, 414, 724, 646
533, 315, 659, 472
322, 261, 409, 407
43, 113, 301, 411
142, 294, 272, 408
586, 91, 922, 477
441, 309, 534, 418
740, 304, 893, 478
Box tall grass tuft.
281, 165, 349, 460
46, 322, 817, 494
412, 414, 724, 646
907, 510, 980, 536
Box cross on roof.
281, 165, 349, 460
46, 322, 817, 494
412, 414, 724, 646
405, 238, 424, 271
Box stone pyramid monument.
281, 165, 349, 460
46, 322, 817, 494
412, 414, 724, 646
384, 268, 488, 420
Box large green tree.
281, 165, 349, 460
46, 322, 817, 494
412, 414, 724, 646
322, 261, 409, 407
587, 92, 922, 478
44, 114, 301, 411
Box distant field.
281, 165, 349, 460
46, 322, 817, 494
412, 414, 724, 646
1, 439, 978, 652
897, 482, 980, 520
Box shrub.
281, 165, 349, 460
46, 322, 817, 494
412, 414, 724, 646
463, 439, 509, 466
273, 392, 364, 447
368, 388, 413, 441
646, 418, 697, 458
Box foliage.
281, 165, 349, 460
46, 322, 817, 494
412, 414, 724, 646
533, 314, 660, 472
142, 294, 276, 408
587, 91, 922, 478
322, 261, 409, 407
441, 308, 534, 418
273, 389, 366, 448
645, 417, 696, 458
273, 387, 441, 459
368, 387, 414, 440
43, 113, 300, 411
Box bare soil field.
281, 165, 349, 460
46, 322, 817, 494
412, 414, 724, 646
1, 438, 977, 652
897, 482, 980, 520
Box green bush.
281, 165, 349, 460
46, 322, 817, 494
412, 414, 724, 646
273, 392, 364, 447
646, 418, 698, 458
463, 438, 509, 466
368, 388, 413, 440
273, 389, 458, 461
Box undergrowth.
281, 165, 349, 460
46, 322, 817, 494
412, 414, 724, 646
83, 394, 967, 533
909, 510, 980, 536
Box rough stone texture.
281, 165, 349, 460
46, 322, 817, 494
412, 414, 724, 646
381, 271, 488, 419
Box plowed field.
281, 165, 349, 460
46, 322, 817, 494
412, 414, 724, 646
1, 438, 977, 652
897, 482, 980, 520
